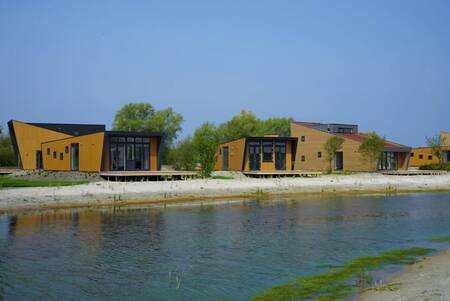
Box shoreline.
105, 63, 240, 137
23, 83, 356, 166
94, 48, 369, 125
359, 247, 450, 300
1, 173, 450, 214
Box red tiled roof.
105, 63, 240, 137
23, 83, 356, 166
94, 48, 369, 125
293, 121, 321, 127
337, 133, 406, 148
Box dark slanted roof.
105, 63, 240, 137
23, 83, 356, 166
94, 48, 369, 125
337, 133, 411, 151
29, 122, 105, 136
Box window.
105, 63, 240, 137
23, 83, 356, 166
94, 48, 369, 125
410, 152, 414, 157
419, 154, 423, 159
318, 152, 322, 158
337, 127, 353, 133
47, 148, 50, 156
301, 155, 305, 162
65, 146, 69, 153
301, 136, 305, 142
60, 153, 63, 160
428, 155, 432, 160
53, 151, 57, 159
263, 142, 273, 162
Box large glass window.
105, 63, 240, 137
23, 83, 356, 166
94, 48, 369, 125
263, 142, 273, 162
110, 136, 151, 171
378, 152, 398, 170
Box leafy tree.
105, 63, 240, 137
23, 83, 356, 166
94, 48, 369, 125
216, 110, 262, 142
167, 137, 197, 171
358, 132, 385, 171
192, 122, 218, 177
262, 117, 293, 137
215, 110, 292, 143
112, 102, 183, 146
0, 125, 3, 135
426, 134, 447, 163
0, 128, 16, 167
324, 136, 345, 172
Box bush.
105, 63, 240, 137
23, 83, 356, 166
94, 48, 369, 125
167, 137, 197, 171
418, 163, 450, 171
0, 135, 16, 167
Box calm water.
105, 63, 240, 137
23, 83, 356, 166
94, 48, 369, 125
1, 192, 450, 301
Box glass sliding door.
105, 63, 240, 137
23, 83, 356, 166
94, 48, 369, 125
109, 136, 151, 171
248, 142, 261, 171
274, 142, 286, 170
378, 152, 398, 170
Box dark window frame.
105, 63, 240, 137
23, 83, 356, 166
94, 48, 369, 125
419, 154, 423, 159
318, 151, 322, 158
301, 136, 305, 142
60, 152, 63, 160
428, 155, 433, 160
301, 155, 305, 162
410, 152, 414, 157
65, 146, 69, 154
53, 151, 57, 159
47, 148, 50, 156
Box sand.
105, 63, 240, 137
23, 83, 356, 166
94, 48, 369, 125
359, 248, 450, 301
1, 173, 450, 212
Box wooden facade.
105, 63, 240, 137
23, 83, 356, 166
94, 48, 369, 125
410, 131, 450, 166
8, 120, 163, 172
214, 137, 297, 172
290, 122, 411, 172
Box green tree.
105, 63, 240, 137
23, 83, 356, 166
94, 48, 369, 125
426, 134, 447, 163
193, 122, 218, 177
324, 136, 345, 172
216, 110, 262, 142
167, 137, 197, 171
0, 127, 16, 167
112, 102, 183, 146
358, 132, 385, 171
262, 117, 293, 137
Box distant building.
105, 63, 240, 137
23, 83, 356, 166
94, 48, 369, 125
290, 122, 411, 172
410, 131, 450, 166
214, 136, 298, 172
8, 120, 163, 172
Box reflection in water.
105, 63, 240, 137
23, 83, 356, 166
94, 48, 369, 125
0, 192, 450, 301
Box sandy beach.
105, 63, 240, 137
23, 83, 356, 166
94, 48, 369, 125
1, 172, 450, 212
359, 248, 450, 301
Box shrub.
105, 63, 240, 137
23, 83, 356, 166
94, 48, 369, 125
418, 163, 450, 171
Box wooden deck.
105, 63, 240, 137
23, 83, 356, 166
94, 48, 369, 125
0, 168, 19, 175
381, 170, 447, 176
243, 170, 322, 178
100, 170, 198, 181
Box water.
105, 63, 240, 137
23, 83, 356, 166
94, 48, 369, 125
1, 192, 450, 301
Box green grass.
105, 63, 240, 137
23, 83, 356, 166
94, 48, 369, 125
418, 162, 450, 171
251, 247, 433, 301
211, 175, 235, 180
429, 236, 450, 243
0, 176, 88, 188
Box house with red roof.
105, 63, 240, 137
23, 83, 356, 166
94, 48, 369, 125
290, 122, 411, 172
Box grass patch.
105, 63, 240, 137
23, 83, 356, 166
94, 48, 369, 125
418, 163, 450, 171
0, 176, 88, 188
429, 236, 450, 243
211, 175, 235, 180
251, 247, 433, 301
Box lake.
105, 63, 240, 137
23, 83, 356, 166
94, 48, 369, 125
1, 192, 450, 300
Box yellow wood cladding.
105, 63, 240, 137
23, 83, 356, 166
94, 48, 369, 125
42, 132, 105, 172
410, 147, 450, 166
215, 138, 294, 171
290, 123, 409, 171
150, 136, 159, 170
11, 120, 73, 170
215, 138, 246, 171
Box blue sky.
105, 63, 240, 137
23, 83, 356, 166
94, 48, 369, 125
0, 0, 449, 146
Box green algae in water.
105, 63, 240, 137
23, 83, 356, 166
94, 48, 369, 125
429, 236, 450, 242
251, 247, 434, 301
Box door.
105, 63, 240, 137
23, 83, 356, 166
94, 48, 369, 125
222, 147, 229, 170
335, 152, 343, 171
446, 151, 450, 163
274, 142, 286, 170
248, 142, 261, 171
36, 151, 43, 170
70, 143, 79, 171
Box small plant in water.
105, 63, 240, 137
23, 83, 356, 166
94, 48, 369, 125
251, 247, 433, 301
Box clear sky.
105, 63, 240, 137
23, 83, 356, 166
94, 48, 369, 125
1, 0, 449, 146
